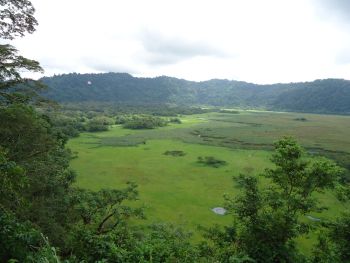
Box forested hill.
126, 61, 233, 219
41, 73, 350, 114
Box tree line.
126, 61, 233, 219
40, 74, 350, 114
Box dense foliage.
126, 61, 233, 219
41, 73, 350, 114
201, 137, 346, 262
123, 115, 168, 129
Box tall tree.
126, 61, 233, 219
0, 0, 43, 105
0, 0, 37, 39
202, 137, 343, 263
0, 0, 71, 259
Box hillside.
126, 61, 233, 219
41, 73, 350, 114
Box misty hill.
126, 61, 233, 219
41, 73, 350, 114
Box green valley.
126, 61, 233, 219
68, 111, 350, 241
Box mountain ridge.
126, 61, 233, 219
40, 72, 350, 114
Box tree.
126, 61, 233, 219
0, 1, 78, 247
131, 223, 199, 263
0, 207, 63, 263
322, 213, 350, 262
123, 115, 167, 129
0, 148, 26, 211
0, 0, 44, 105
312, 192, 350, 262
86, 116, 110, 132
203, 137, 343, 263
0, 0, 37, 40
0, 44, 43, 104
66, 183, 144, 262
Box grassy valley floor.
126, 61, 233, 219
68, 111, 350, 249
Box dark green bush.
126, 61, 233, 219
293, 117, 308, 121
164, 150, 186, 157
123, 115, 167, 129
87, 117, 109, 132
197, 156, 227, 168
169, 117, 182, 124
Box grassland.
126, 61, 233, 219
67, 110, 350, 245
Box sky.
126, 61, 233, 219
11, 0, 350, 84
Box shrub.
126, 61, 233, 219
123, 115, 167, 129
87, 117, 109, 132
197, 156, 227, 168
294, 117, 307, 122
164, 150, 186, 157
168, 117, 182, 124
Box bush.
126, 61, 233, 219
197, 156, 227, 168
168, 117, 182, 124
164, 150, 186, 157
115, 115, 132, 124
294, 117, 307, 121
123, 115, 167, 129
87, 117, 109, 132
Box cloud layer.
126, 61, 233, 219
138, 30, 228, 65
10, 0, 350, 83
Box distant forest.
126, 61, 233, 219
41, 73, 350, 114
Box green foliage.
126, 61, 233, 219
0, 208, 41, 262
115, 114, 132, 124
215, 137, 344, 262
0, 208, 63, 263
0, 148, 26, 210
0, 0, 43, 105
0, 104, 77, 247
71, 182, 143, 233
0, 0, 38, 40
41, 73, 350, 114
315, 212, 350, 262
1, 4, 349, 260
198, 156, 227, 168
117, 115, 181, 127
0, 44, 44, 104
123, 115, 167, 129
0, 104, 59, 162
0, 2, 67, 261
86, 117, 111, 132
66, 183, 144, 262
0, 0, 44, 105
273, 79, 350, 114
168, 117, 182, 124
66, 223, 199, 263
49, 114, 85, 138
199, 224, 253, 263
131, 223, 199, 263
311, 233, 342, 263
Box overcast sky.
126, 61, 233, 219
11, 0, 350, 84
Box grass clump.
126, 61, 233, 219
293, 117, 308, 122
163, 150, 186, 157
197, 156, 227, 168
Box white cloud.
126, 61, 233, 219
9, 0, 350, 83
